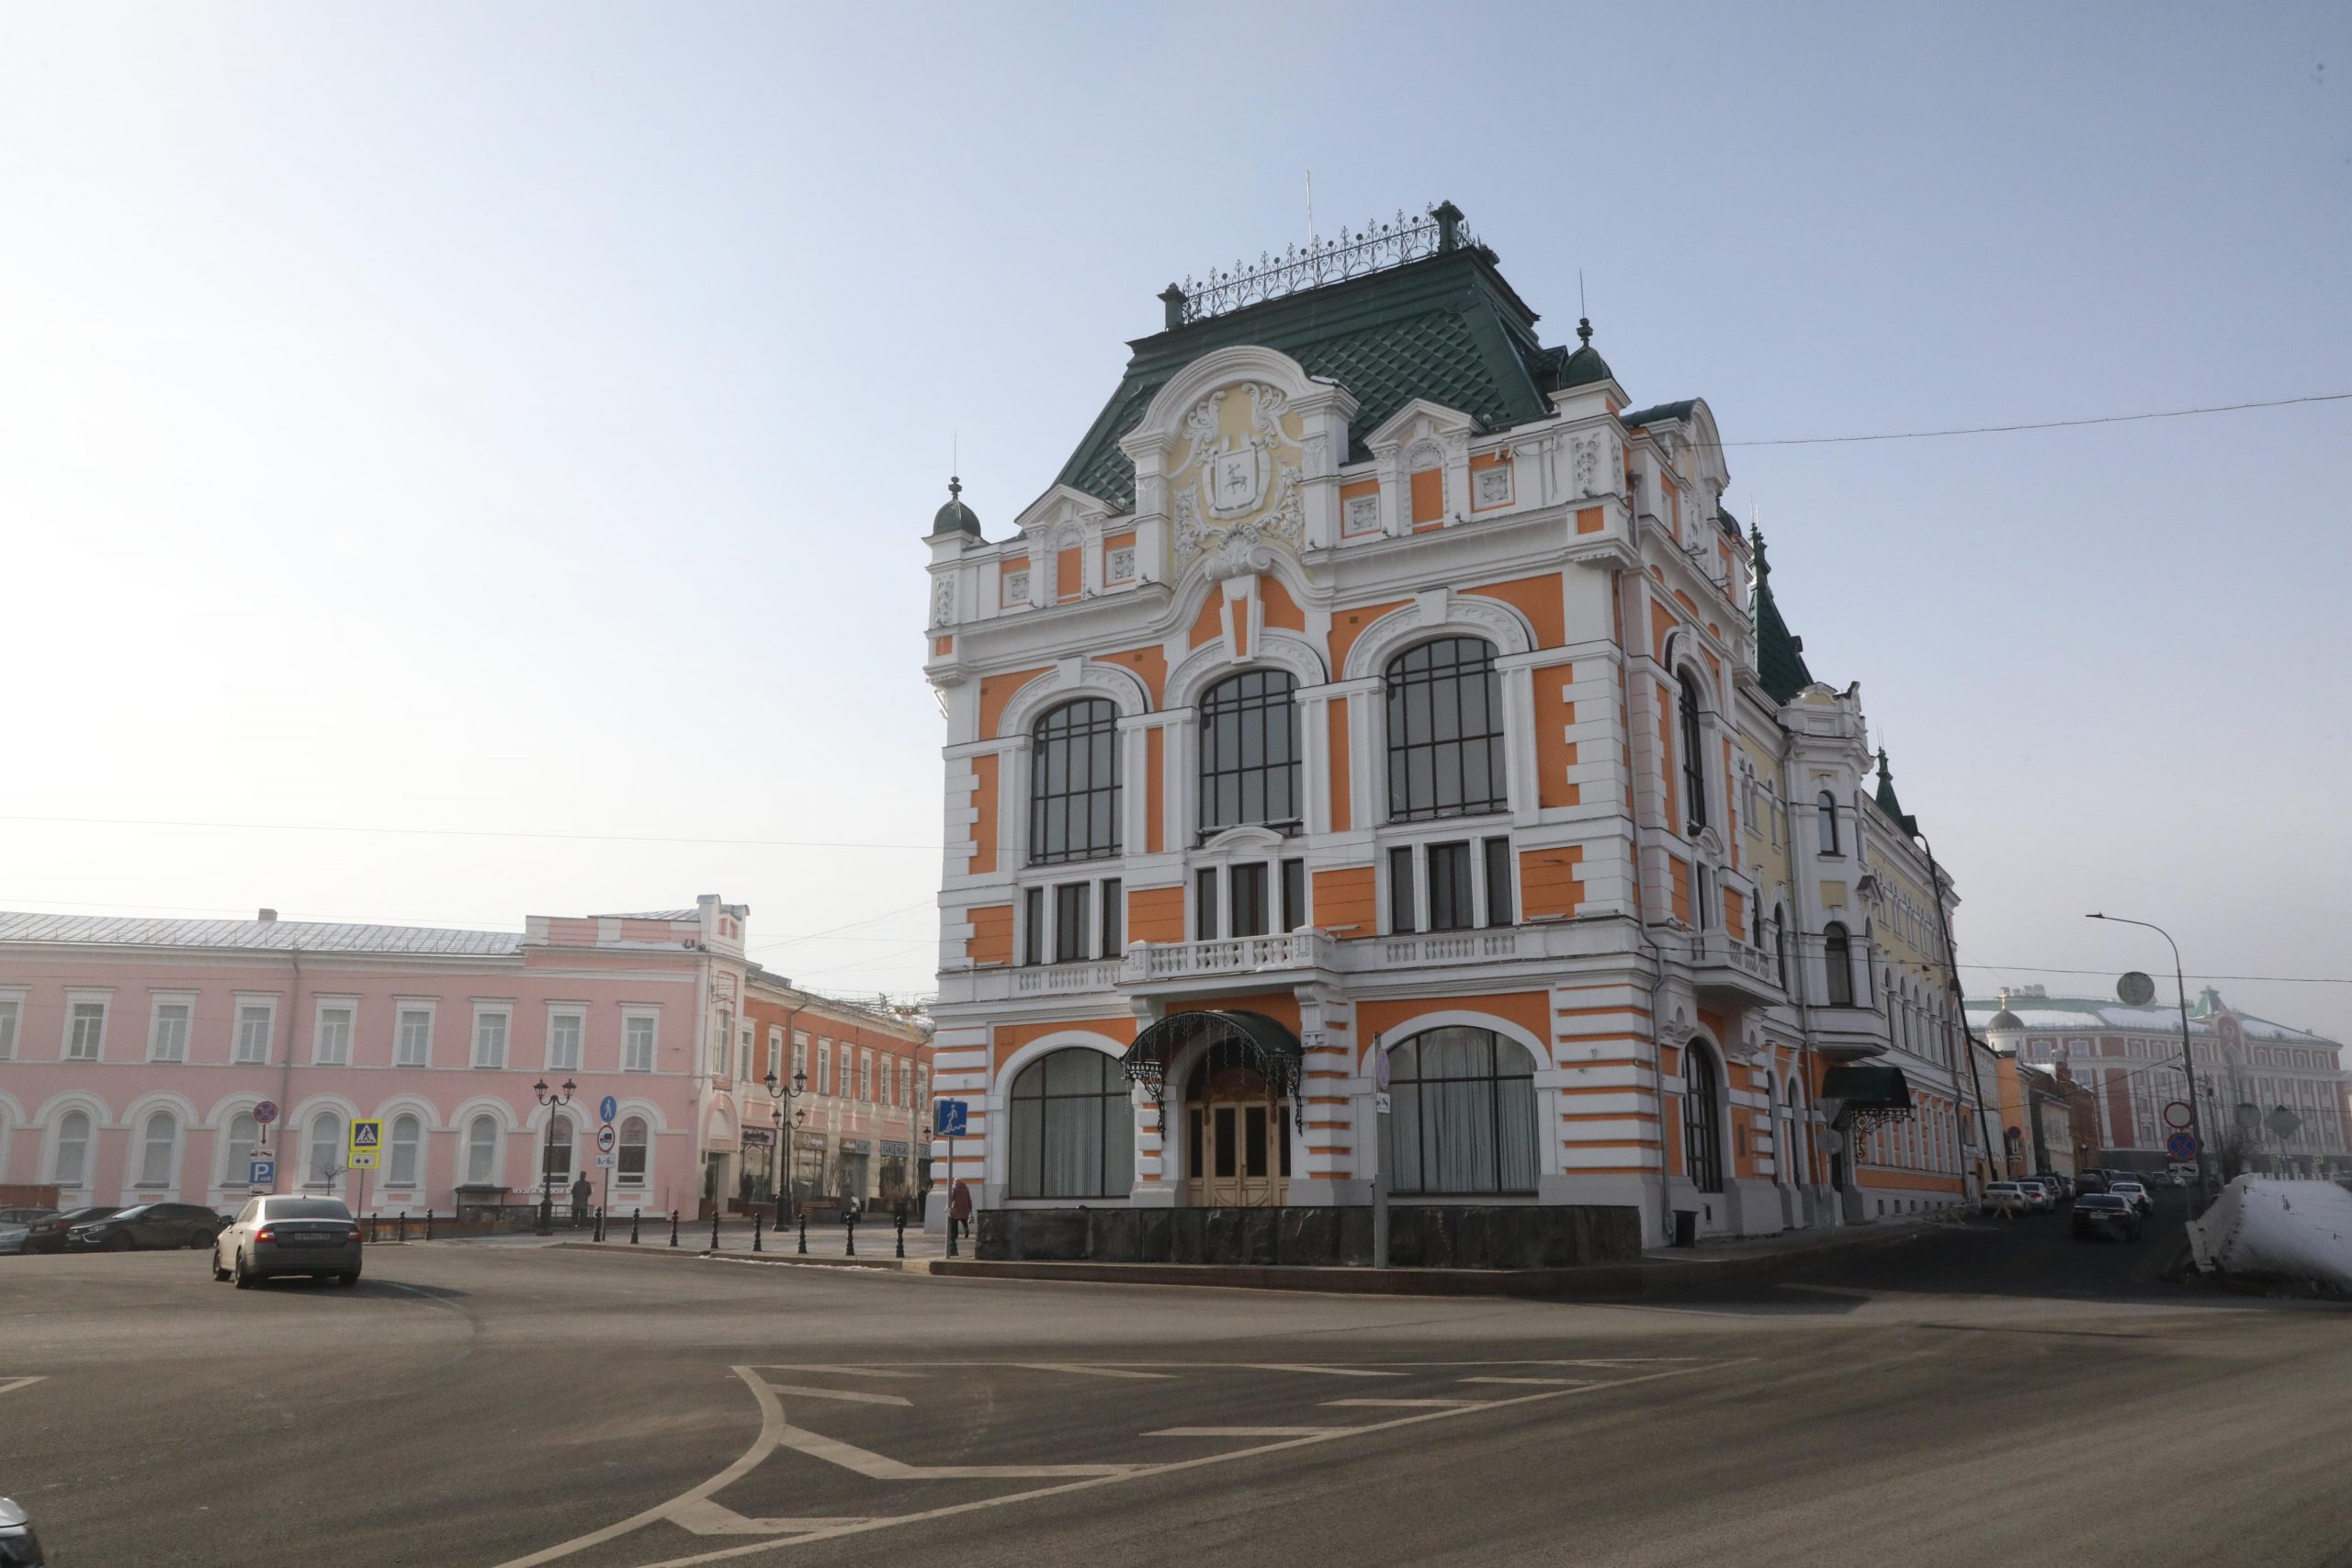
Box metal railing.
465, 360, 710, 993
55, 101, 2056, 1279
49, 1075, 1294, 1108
1165, 203, 1476, 326
1125, 930, 1335, 981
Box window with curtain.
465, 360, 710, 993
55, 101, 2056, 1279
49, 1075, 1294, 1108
1385, 637, 1507, 821
1678, 672, 1707, 829
224, 1111, 260, 1183
1824, 922, 1855, 1007
1380, 1028, 1539, 1195
1199, 670, 1300, 830
389, 1113, 423, 1187
1683, 1046, 1724, 1193
307, 1113, 344, 1184
1006, 1049, 1135, 1199
465, 1114, 500, 1185
1030, 698, 1122, 864
543, 1117, 574, 1180
54, 1110, 91, 1186
618, 1115, 649, 1182
138, 1110, 177, 1187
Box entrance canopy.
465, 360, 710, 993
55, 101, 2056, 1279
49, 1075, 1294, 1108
1121, 1010, 1305, 1131
1820, 1064, 1914, 1132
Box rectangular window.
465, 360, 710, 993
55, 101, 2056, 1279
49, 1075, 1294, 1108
790, 1031, 808, 1084
1099, 878, 1123, 957
818, 1042, 833, 1097
767, 1026, 784, 1083
233, 1001, 274, 1065
0, 997, 17, 1060
860, 1050, 874, 1102
1230, 862, 1269, 938
1023, 886, 1046, 965
67, 999, 107, 1061
1483, 837, 1514, 927
149, 999, 192, 1063
623, 1012, 656, 1072
740, 1028, 753, 1082
1388, 846, 1417, 934
1195, 867, 1220, 940
1427, 842, 1473, 931
473, 1009, 510, 1069
879, 1055, 893, 1107
1281, 858, 1306, 933
395, 1008, 433, 1066
314, 1005, 354, 1066
1054, 882, 1091, 964
549, 1010, 584, 1071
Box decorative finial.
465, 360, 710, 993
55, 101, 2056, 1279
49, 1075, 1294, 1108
1749, 523, 1769, 581
947, 475, 962, 502
1577, 317, 1593, 346
1876, 748, 1893, 783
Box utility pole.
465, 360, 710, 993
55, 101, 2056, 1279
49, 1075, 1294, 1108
2088, 914, 2212, 1209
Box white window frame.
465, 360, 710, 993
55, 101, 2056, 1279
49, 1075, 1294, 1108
305, 1111, 345, 1188
147, 993, 196, 1064
817, 1040, 833, 1098
394, 1000, 435, 1067
0, 987, 21, 1061
860, 1049, 874, 1103
462, 1111, 503, 1186
220, 1110, 263, 1188
312, 998, 357, 1066
386, 1112, 425, 1190
132, 1108, 182, 1190
767, 1026, 784, 1083
878, 1055, 893, 1109
791, 1031, 809, 1085
232, 994, 277, 1066
546, 1005, 586, 1072
616, 1113, 652, 1190
621, 1008, 658, 1073
51, 1108, 95, 1189
472, 1003, 513, 1069
63, 990, 111, 1061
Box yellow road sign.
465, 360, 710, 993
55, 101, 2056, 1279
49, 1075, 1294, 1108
348, 1118, 382, 1170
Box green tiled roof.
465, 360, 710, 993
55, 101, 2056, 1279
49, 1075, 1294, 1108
1621, 399, 1697, 428
1056, 247, 1557, 514
1871, 748, 1918, 835
1749, 525, 1815, 703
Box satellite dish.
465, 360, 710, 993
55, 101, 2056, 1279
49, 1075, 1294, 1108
2116, 971, 2156, 1007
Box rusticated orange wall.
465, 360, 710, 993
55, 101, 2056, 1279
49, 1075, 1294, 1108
1311, 865, 1377, 935
1463, 574, 1566, 648
967, 904, 1013, 966
1519, 845, 1584, 919
967, 754, 998, 874
1127, 885, 1184, 944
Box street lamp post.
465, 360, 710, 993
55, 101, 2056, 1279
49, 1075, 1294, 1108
533, 1077, 577, 1237
763, 1067, 808, 1228
2086, 913, 2211, 1207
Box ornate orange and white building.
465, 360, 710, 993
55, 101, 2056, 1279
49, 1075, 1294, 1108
921, 205, 1979, 1258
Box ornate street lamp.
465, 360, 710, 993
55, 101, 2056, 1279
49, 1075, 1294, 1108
763, 1067, 808, 1227
533, 1077, 576, 1236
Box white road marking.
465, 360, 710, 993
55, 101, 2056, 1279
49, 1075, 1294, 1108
1320, 1397, 1485, 1408
1146, 1426, 1346, 1438
670, 1500, 875, 1537
771, 1418, 1135, 1480
1459, 1376, 1587, 1386
748, 1365, 922, 1379
761, 1384, 912, 1407
0, 1376, 45, 1398
1012, 1363, 1174, 1380
1237, 1363, 1403, 1377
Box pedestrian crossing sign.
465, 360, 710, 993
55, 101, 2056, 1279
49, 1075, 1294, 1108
347, 1118, 382, 1169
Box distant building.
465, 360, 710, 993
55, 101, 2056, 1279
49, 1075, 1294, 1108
921, 202, 1982, 1257
742, 972, 931, 1212
1970, 986, 2348, 1175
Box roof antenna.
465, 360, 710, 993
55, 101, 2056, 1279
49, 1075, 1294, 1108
1306, 169, 1316, 249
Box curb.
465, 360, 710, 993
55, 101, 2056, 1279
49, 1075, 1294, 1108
548, 1241, 915, 1272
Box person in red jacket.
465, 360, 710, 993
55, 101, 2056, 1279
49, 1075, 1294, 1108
947, 1179, 973, 1242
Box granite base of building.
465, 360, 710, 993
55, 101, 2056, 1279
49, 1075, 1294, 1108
977, 1204, 1643, 1270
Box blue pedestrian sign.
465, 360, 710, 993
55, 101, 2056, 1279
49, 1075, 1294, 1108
2166, 1131, 2199, 1162
247, 1157, 276, 1188
598, 1094, 618, 1125
933, 1100, 968, 1138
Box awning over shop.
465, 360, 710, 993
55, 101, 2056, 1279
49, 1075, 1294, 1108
1120, 1010, 1306, 1131
1820, 1065, 1915, 1129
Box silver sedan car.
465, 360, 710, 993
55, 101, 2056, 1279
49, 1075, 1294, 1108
211, 1195, 363, 1288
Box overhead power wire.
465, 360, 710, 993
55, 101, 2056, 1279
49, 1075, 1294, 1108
0, 812, 941, 853
1719, 390, 2352, 449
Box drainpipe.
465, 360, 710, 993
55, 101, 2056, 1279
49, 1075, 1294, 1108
275, 945, 302, 1194
1773, 743, 1829, 1224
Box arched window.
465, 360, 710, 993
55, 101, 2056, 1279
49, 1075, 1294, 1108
1772, 904, 1790, 987
388, 1113, 423, 1187
53, 1110, 92, 1187
1007, 1049, 1134, 1199
1385, 637, 1507, 821
464, 1113, 501, 1186
1817, 792, 1840, 854
543, 1115, 575, 1182
223, 1111, 261, 1184
1823, 922, 1855, 1007
307, 1112, 344, 1185
1199, 671, 1300, 830
1683, 1046, 1724, 1193
618, 1115, 650, 1185
1030, 699, 1122, 863
1381, 1028, 1539, 1194
1678, 671, 1707, 829
137, 1110, 178, 1189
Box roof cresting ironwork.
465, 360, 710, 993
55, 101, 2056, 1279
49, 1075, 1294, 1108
1159, 200, 1478, 329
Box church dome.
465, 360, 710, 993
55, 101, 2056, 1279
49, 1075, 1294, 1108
930, 476, 982, 538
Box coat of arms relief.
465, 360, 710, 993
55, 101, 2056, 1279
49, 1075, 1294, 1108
1173, 382, 1306, 578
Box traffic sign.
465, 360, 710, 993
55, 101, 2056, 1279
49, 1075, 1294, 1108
933, 1099, 968, 1138
2163, 1100, 2195, 1130
2116, 970, 2156, 1008
598, 1094, 617, 1125
347, 1118, 382, 1170
594, 1153, 616, 1169
248, 1157, 276, 1188
1374, 1091, 1393, 1115
2166, 1131, 2200, 1162
596, 1123, 616, 1154
253, 1100, 278, 1126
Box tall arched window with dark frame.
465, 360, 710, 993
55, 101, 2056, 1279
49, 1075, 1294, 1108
1198, 670, 1300, 832
1817, 791, 1841, 854
1030, 698, 1122, 864
1678, 671, 1707, 830
1385, 637, 1507, 822
1823, 921, 1855, 1007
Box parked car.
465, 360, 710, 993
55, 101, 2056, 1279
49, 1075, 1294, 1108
212, 1195, 363, 1288
62, 1202, 227, 1253
2011, 1180, 2055, 1213
2107, 1179, 2154, 1215
0, 1495, 46, 1566
0, 1208, 57, 1257
18, 1207, 119, 1254
2071, 1192, 2143, 1242
2032, 1174, 2071, 1201
2073, 1169, 2109, 1194
1981, 1182, 2032, 1215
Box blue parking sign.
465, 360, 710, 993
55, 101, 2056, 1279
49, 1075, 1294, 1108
933, 1100, 968, 1138
248, 1157, 276, 1188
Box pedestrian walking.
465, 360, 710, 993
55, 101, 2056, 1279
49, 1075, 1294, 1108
948, 1179, 972, 1242
569, 1173, 592, 1227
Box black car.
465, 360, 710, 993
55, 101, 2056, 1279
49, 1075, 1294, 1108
2071, 1193, 2143, 1242
62, 1202, 226, 1253
18, 1206, 119, 1254
0, 1496, 44, 1566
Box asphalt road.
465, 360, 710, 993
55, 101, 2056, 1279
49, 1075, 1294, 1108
3, 1191, 2346, 1568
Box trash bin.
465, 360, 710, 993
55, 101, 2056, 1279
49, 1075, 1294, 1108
1671, 1210, 1698, 1248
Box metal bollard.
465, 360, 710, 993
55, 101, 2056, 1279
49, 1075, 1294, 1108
594, 1206, 605, 1242
425, 1208, 435, 1242
752, 1212, 763, 1253
895, 1212, 906, 1259
844, 1213, 856, 1258
630, 1207, 641, 1245
669, 1209, 680, 1247
797, 1209, 808, 1255
710, 1210, 721, 1251
398, 1211, 407, 1244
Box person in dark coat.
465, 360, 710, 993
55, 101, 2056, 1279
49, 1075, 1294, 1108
569, 1173, 593, 1226
948, 1179, 973, 1241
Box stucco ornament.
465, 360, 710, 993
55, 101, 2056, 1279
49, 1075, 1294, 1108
1173, 381, 1306, 578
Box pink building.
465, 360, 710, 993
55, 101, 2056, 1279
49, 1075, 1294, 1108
0, 897, 769, 1221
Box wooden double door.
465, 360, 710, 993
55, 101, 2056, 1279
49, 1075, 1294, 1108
1182, 1046, 1292, 1207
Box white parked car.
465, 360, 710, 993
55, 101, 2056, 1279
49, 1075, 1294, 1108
2108, 1179, 2154, 1215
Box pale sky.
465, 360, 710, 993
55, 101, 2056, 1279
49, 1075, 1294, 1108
2, 5, 2346, 1041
